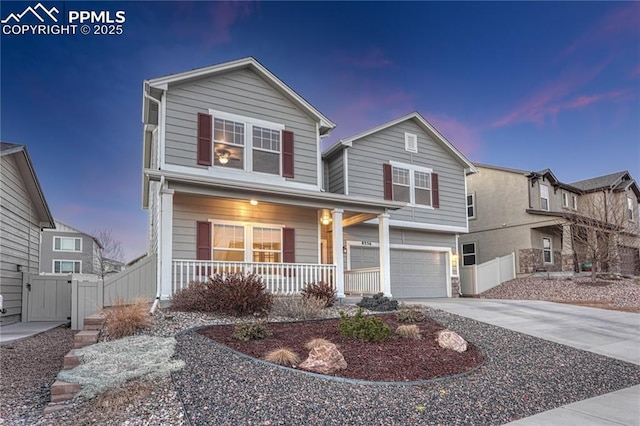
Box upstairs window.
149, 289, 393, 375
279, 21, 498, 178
562, 192, 569, 208
572, 194, 578, 210
467, 194, 476, 219
540, 184, 549, 211
214, 118, 245, 170
54, 237, 81, 252
252, 127, 281, 175
629, 197, 635, 222
385, 162, 438, 207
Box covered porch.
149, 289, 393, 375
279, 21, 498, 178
151, 170, 404, 300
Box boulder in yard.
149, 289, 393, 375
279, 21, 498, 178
298, 343, 347, 374
437, 330, 467, 353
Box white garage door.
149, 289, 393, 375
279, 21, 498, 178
349, 246, 448, 298
391, 249, 447, 298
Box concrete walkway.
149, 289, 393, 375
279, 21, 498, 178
407, 299, 640, 425
0, 321, 66, 344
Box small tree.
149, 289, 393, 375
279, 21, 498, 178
92, 228, 124, 279
569, 191, 637, 280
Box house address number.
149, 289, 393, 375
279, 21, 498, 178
361, 241, 373, 246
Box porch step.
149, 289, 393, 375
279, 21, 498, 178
83, 313, 106, 330
50, 380, 80, 402
43, 403, 70, 414
73, 330, 100, 349
63, 350, 80, 370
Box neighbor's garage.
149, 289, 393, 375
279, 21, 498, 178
349, 246, 448, 298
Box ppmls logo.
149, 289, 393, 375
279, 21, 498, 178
2, 2, 126, 36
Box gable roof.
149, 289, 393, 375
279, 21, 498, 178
322, 112, 477, 173
143, 57, 336, 135
0, 143, 54, 229
570, 171, 630, 191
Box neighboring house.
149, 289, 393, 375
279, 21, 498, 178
103, 258, 125, 275
40, 220, 103, 275
0, 143, 55, 326
141, 57, 476, 301
460, 164, 640, 276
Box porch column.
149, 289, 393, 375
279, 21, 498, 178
378, 213, 391, 297
331, 209, 345, 298
160, 188, 174, 300
561, 224, 574, 272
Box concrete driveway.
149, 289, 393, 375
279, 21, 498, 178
406, 298, 640, 425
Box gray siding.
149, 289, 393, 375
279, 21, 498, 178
172, 194, 320, 263
327, 150, 344, 194
0, 155, 41, 325
346, 120, 468, 227
40, 231, 97, 274
164, 68, 319, 185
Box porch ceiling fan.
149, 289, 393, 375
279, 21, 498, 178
215, 149, 241, 165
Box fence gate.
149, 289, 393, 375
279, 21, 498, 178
23, 273, 72, 322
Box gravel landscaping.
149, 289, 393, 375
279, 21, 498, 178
1, 283, 639, 425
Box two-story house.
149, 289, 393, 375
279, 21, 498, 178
0, 143, 55, 326
460, 164, 640, 276
141, 57, 476, 301
40, 220, 103, 275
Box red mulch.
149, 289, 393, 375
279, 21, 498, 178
198, 314, 484, 382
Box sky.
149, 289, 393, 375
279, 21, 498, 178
1, 1, 639, 261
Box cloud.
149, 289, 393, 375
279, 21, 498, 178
333, 48, 393, 69
564, 3, 640, 55
491, 60, 617, 128
207, 1, 254, 45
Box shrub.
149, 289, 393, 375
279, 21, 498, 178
271, 296, 325, 320
357, 293, 398, 312
301, 282, 337, 308
339, 308, 390, 342
304, 338, 332, 350
101, 297, 151, 340
212, 273, 273, 317
170, 281, 216, 312
232, 321, 272, 342
396, 324, 422, 340
395, 305, 425, 323
264, 348, 300, 366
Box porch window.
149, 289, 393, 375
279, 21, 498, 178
540, 184, 549, 211
212, 224, 245, 261
543, 237, 552, 263
462, 243, 476, 266
252, 227, 282, 262
54, 260, 81, 274
54, 237, 81, 252
252, 126, 280, 175
213, 118, 245, 170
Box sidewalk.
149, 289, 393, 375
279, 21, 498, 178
0, 321, 66, 344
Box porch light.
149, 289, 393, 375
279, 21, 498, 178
249, 199, 258, 206
320, 215, 332, 226
16, 264, 23, 272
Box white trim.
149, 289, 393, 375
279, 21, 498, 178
316, 122, 322, 189
209, 219, 284, 263
378, 213, 391, 297
343, 148, 349, 195
540, 184, 550, 211
404, 132, 418, 153
364, 219, 468, 234
389, 160, 433, 208
389, 160, 432, 174
162, 163, 317, 191
332, 209, 345, 297
466, 193, 476, 219
542, 237, 553, 264
52, 259, 82, 274
159, 188, 174, 300
147, 57, 336, 131
53, 236, 82, 252
159, 91, 166, 169
209, 109, 285, 131
461, 242, 477, 266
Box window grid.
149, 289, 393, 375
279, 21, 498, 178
54, 237, 81, 252
252, 127, 280, 153
54, 260, 81, 274
214, 118, 245, 146
462, 243, 476, 266
252, 227, 282, 263
467, 194, 475, 218
392, 167, 410, 186
543, 238, 552, 263
540, 185, 549, 211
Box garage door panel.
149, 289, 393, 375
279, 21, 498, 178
390, 250, 447, 298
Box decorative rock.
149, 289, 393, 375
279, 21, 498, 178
437, 329, 468, 352
298, 343, 347, 374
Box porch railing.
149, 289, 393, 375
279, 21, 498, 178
344, 267, 380, 295
171, 260, 336, 295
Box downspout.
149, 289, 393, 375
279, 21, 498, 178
144, 91, 163, 315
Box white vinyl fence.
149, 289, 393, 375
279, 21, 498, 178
460, 253, 515, 296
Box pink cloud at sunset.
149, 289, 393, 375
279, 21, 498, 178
207, 1, 254, 45
424, 114, 482, 158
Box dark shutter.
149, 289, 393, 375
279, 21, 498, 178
383, 163, 393, 200
282, 228, 295, 263
282, 130, 294, 178
197, 113, 212, 166
196, 221, 212, 260
432, 173, 440, 208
